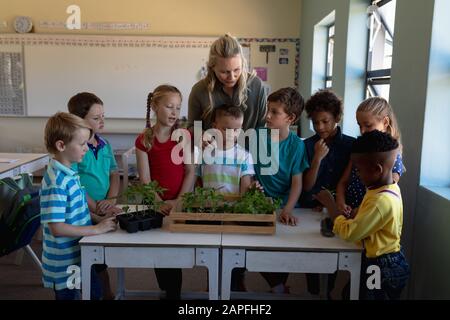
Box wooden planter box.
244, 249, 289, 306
168, 196, 276, 235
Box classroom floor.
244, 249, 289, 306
0, 232, 350, 300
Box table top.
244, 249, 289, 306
81, 207, 361, 252
0, 152, 49, 174
221, 209, 362, 252
80, 210, 222, 247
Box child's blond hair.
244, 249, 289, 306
44, 112, 92, 154
357, 97, 401, 143
142, 84, 182, 149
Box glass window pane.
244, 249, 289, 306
366, 84, 390, 100
379, 0, 396, 35
367, 0, 396, 71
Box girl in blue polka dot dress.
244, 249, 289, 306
336, 97, 405, 217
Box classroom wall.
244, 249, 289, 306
0, 0, 302, 153
391, 0, 450, 299
300, 0, 450, 299
298, 0, 367, 138
0, 0, 301, 37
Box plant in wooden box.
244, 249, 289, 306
117, 181, 167, 233
182, 187, 225, 213
233, 187, 282, 214
170, 186, 282, 234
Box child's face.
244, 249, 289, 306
265, 101, 294, 130
213, 55, 242, 89
85, 103, 105, 134
311, 111, 338, 140
58, 128, 90, 165
356, 111, 388, 135
153, 93, 182, 127
351, 154, 381, 187
212, 115, 243, 149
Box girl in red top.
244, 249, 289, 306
135, 84, 195, 299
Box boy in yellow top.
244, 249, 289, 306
314, 130, 409, 300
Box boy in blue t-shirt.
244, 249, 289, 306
41, 112, 116, 300
68, 92, 121, 299
68, 92, 121, 215
252, 87, 309, 294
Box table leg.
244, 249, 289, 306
81, 246, 104, 300
339, 252, 362, 300
116, 268, 125, 300
196, 248, 220, 300
221, 249, 245, 300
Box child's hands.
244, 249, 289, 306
279, 209, 298, 226
95, 216, 117, 234
337, 200, 352, 216
348, 207, 358, 219
312, 205, 323, 212
313, 189, 335, 210
96, 199, 116, 214
249, 180, 264, 192
314, 139, 329, 162
159, 199, 177, 216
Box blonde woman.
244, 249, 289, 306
188, 34, 267, 131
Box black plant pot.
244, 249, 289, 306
149, 212, 164, 229
117, 213, 139, 233
117, 211, 164, 233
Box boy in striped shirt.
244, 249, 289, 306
41, 112, 117, 300
196, 104, 254, 195
196, 104, 254, 292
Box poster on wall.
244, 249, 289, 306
254, 67, 268, 81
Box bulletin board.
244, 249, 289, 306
239, 38, 300, 93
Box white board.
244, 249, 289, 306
7, 34, 216, 118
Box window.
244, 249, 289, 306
365, 0, 396, 100
325, 24, 335, 89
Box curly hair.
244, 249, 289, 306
305, 89, 343, 121
351, 130, 399, 154
268, 87, 304, 123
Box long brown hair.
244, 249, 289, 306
142, 85, 182, 150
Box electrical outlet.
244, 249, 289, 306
0, 21, 7, 28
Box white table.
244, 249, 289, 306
220, 209, 363, 300
0, 152, 49, 179
80, 217, 221, 300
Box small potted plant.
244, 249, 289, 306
117, 181, 167, 233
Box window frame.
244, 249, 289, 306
365, 0, 395, 98
325, 23, 335, 89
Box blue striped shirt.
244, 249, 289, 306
40, 159, 92, 291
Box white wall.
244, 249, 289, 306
299, 0, 367, 138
